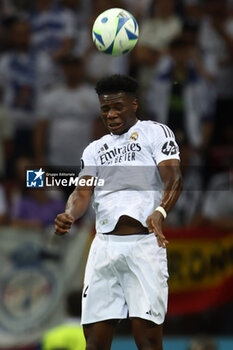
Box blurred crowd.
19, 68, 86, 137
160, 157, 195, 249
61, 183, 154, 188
0, 1, 232, 347
0, 0, 232, 231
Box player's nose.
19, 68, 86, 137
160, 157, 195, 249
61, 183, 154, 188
107, 109, 118, 119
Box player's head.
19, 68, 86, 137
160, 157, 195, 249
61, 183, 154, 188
95, 74, 139, 135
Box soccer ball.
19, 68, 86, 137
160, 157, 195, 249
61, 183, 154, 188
92, 8, 139, 57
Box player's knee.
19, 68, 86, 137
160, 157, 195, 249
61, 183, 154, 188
85, 340, 99, 350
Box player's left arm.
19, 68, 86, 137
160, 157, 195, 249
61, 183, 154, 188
146, 159, 183, 247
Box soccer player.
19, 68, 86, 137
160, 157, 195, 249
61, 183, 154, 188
55, 75, 183, 350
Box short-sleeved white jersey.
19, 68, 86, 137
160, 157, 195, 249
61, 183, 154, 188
79, 120, 180, 234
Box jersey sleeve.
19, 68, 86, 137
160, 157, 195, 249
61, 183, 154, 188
79, 143, 98, 178
149, 122, 180, 164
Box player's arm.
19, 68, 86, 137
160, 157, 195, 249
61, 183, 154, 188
146, 159, 183, 247
157, 159, 183, 213
54, 176, 94, 235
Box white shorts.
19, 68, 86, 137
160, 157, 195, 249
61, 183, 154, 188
81, 233, 169, 325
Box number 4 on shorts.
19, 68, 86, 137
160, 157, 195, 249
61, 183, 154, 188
83, 285, 89, 298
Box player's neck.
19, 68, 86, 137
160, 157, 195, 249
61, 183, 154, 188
126, 118, 138, 132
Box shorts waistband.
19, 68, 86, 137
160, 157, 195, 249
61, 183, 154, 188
103, 231, 149, 236
97, 232, 154, 243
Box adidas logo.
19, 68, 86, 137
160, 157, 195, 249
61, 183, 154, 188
146, 310, 152, 316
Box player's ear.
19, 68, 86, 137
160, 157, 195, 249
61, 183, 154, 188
132, 98, 138, 113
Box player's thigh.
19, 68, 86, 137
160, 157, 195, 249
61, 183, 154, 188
83, 320, 117, 350
132, 318, 163, 350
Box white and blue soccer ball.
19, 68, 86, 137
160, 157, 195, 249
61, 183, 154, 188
92, 8, 139, 57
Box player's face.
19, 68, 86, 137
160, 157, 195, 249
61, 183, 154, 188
99, 92, 138, 135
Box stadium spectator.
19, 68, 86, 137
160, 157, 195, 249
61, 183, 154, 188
197, 0, 233, 126
0, 105, 13, 179
193, 166, 233, 231
0, 0, 16, 17
26, 0, 76, 61
41, 290, 85, 350
164, 135, 203, 227
183, 0, 204, 24
60, 0, 91, 57
12, 188, 66, 230
34, 56, 101, 168
134, 0, 183, 103
145, 26, 216, 152
10, 156, 65, 230
118, 0, 152, 20
61, 0, 92, 27
0, 184, 7, 225
188, 336, 217, 350
136, 0, 182, 54
0, 18, 55, 158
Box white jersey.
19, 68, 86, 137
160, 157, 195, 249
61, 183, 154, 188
79, 120, 180, 233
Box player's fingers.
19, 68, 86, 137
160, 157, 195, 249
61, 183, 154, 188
154, 231, 167, 248
156, 233, 169, 245
57, 213, 74, 223
146, 217, 154, 233
151, 222, 169, 247
64, 213, 74, 222
54, 217, 72, 230
54, 224, 69, 235
55, 214, 73, 226
151, 220, 167, 240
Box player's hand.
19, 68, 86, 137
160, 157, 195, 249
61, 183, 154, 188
54, 213, 74, 235
146, 211, 169, 248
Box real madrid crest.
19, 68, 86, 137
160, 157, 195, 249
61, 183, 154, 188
130, 132, 138, 141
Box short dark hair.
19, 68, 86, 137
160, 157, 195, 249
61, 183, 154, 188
95, 74, 138, 97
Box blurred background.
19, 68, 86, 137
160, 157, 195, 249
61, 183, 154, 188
0, 0, 232, 349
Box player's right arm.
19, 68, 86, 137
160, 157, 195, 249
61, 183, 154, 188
54, 176, 94, 235
55, 141, 97, 236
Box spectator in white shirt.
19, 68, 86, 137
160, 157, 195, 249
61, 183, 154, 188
134, 0, 183, 106
0, 18, 55, 157
193, 165, 233, 231
35, 55, 101, 168
27, 0, 76, 61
